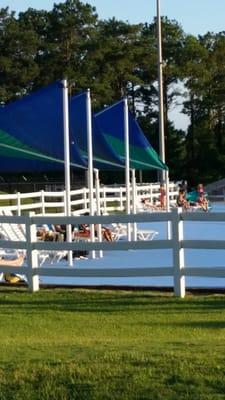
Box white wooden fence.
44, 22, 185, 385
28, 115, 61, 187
0, 181, 178, 216
0, 207, 225, 298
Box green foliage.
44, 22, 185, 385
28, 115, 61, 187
0, 288, 225, 399
182, 32, 225, 184
0, 8, 39, 101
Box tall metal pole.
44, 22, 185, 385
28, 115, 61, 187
86, 89, 95, 258
62, 78, 73, 266
86, 89, 94, 217
124, 97, 131, 241
157, 0, 166, 183
156, 1, 171, 241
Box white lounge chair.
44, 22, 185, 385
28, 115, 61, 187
136, 229, 158, 241
136, 198, 166, 213
0, 210, 65, 264
110, 223, 158, 241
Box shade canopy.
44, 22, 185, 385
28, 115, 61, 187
0, 82, 86, 172
69, 92, 124, 170
0, 82, 168, 173
95, 100, 168, 171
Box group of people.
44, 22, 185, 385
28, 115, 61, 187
141, 182, 209, 212
37, 220, 114, 260
1, 219, 115, 283
176, 183, 209, 211
36, 212, 116, 243
36, 224, 66, 241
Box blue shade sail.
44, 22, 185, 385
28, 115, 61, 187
0, 83, 167, 173
95, 100, 168, 171
0, 82, 87, 172
69, 92, 124, 170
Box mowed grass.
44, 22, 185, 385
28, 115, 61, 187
0, 287, 225, 399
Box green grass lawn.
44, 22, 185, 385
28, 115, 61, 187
0, 287, 225, 400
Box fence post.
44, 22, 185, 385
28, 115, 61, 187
95, 169, 103, 258
17, 192, 21, 215
149, 183, 153, 203
172, 207, 185, 298
26, 213, 39, 292
63, 190, 66, 215
119, 187, 123, 211
131, 169, 137, 241
83, 188, 88, 211
41, 190, 45, 215
103, 186, 107, 214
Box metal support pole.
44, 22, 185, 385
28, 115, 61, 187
86, 89, 95, 258
62, 78, 73, 266
124, 97, 131, 241
157, 0, 166, 183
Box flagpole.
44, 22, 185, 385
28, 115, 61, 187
157, 0, 166, 183
62, 78, 73, 266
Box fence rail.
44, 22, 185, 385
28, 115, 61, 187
0, 206, 225, 297
0, 182, 178, 215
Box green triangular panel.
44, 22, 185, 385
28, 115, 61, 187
103, 133, 168, 171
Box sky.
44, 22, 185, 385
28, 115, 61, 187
2, 0, 225, 36
2, 0, 224, 131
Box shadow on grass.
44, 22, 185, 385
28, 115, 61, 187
171, 320, 225, 329
1, 288, 225, 316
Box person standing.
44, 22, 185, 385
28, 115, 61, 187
159, 184, 166, 209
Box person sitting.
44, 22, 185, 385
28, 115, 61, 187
74, 223, 91, 238
101, 226, 114, 242
74, 223, 114, 242
36, 224, 63, 241
0, 254, 25, 283
197, 191, 209, 211
176, 189, 190, 210
197, 183, 204, 195
179, 180, 188, 192
141, 198, 159, 211
54, 224, 66, 241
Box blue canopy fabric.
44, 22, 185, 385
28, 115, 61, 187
0, 82, 167, 174
69, 92, 124, 170
0, 82, 87, 172
0, 154, 64, 173
0, 83, 123, 172
95, 100, 168, 171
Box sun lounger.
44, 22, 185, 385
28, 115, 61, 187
110, 223, 158, 241
0, 210, 66, 264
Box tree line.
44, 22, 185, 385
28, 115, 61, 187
1, 0, 225, 185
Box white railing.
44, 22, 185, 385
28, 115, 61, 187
0, 182, 178, 216
0, 208, 225, 297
